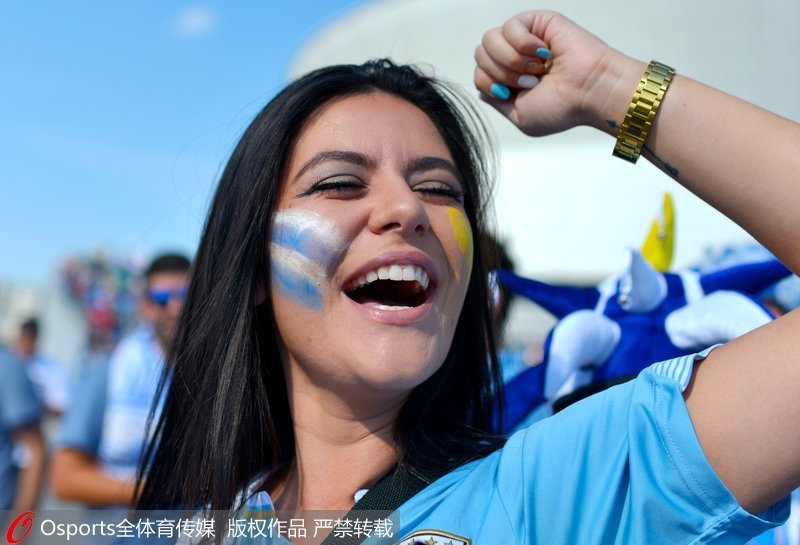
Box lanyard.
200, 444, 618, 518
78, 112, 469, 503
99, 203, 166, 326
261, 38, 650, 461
318, 465, 433, 545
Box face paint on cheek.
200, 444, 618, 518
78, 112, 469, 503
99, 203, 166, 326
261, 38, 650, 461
270, 210, 346, 310
447, 207, 474, 281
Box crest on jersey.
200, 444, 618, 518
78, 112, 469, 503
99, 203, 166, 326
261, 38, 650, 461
395, 530, 471, 545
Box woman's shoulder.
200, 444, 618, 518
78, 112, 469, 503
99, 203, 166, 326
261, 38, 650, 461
500, 346, 719, 463
394, 346, 786, 544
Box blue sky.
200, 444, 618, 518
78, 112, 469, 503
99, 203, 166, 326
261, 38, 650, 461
0, 1, 371, 287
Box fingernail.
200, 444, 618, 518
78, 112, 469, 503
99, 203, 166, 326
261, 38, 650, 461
489, 83, 511, 100
525, 60, 540, 72
535, 47, 553, 59
516, 75, 540, 89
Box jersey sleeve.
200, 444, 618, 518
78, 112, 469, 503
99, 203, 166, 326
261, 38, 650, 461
496, 347, 790, 544
57, 359, 109, 454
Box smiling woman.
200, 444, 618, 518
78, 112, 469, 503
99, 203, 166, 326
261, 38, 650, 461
136, 10, 800, 545
136, 59, 505, 519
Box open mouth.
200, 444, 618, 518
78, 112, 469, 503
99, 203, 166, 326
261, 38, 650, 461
344, 264, 432, 310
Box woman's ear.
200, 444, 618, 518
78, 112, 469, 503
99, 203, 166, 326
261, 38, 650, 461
254, 284, 267, 305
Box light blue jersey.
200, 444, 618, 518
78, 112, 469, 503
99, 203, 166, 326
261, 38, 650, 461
379, 348, 787, 544
238, 348, 788, 545
60, 325, 166, 485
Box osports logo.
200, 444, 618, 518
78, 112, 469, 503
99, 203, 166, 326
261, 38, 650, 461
5, 511, 35, 543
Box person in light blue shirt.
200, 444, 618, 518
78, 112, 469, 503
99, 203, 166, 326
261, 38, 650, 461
0, 349, 44, 511
51, 253, 190, 507
137, 9, 800, 545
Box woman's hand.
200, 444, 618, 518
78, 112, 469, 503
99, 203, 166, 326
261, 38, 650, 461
474, 11, 642, 136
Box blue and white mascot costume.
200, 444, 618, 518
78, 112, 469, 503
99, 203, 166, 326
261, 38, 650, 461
497, 194, 791, 433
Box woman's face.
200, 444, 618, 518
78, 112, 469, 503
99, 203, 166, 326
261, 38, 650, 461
269, 92, 474, 406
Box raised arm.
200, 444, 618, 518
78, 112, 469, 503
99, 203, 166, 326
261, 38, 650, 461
474, 10, 800, 513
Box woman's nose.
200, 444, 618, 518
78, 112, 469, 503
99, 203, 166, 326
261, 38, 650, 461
367, 177, 429, 237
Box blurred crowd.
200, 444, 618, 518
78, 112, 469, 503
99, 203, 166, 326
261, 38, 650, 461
0, 252, 190, 511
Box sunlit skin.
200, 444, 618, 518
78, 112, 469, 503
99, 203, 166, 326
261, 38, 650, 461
266, 93, 474, 510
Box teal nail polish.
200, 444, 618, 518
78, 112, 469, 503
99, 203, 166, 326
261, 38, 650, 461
489, 83, 510, 100
535, 47, 553, 59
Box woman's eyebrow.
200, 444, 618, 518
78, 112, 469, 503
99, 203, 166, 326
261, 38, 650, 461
294, 150, 373, 181
406, 156, 462, 181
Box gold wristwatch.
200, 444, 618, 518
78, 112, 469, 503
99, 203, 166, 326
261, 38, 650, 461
613, 60, 676, 163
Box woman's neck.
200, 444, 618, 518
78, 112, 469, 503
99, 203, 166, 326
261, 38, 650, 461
272, 385, 402, 512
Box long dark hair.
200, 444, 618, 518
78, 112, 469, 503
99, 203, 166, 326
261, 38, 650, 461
136, 59, 505, 511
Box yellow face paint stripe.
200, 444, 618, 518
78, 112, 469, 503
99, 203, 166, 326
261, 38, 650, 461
447, 207, 474, 263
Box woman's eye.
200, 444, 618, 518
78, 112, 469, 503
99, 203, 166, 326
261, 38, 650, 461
301, 178, 365, 197
414, 182, 464, 202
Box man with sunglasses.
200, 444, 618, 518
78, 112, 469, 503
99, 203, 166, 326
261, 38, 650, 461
51, 253, 190, 506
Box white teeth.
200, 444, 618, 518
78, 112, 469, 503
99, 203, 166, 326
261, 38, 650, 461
347, 264, 432, 291
389, 264, 403, 281
375, 304, 412, 311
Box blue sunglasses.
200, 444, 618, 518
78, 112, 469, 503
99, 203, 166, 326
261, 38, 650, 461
147, 286, 188, 307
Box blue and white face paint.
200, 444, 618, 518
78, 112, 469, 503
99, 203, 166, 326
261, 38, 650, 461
270, 210, 346, 310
